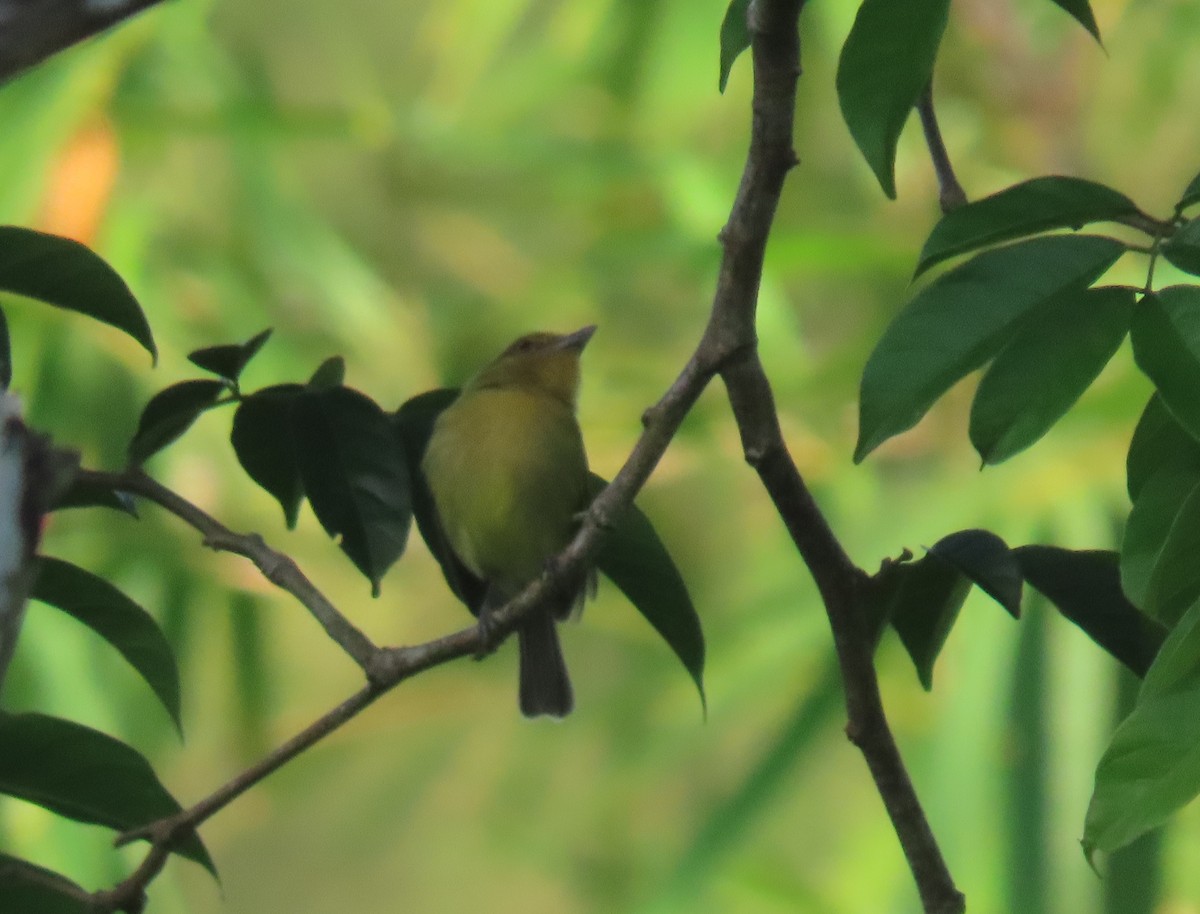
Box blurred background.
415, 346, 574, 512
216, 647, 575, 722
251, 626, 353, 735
2, 0, 1199, 911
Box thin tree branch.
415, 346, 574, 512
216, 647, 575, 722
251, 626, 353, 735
917, 83, 968, 213
0, 0, 167, 86
75, 467, 379, 670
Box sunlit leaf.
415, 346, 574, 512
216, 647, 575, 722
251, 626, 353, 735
718, 0, 751, 93
1047, 0, 1102, 43
0, 226, 155, 361
856, 235, 1126, 461
128, 380, 226, 467
1131, 287, 1200, 440
836, 0, 950, 198
916, 177, 1139, 277
291, 386, 411, 595
0, 712, 214, 873
1084, 598, 1200, 860
588, 473, 705, 709
231, 385, 305, 528
187, 328, 272, 382
1016, 547, 1165, 677
1127, 394, 1200, 503
970, 286, 1134, 464
1161, 218, 1200, 277
30, 557, 181, 731
0, 855, 89, 914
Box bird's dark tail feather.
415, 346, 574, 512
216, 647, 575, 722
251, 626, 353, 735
517, 610, 573, 718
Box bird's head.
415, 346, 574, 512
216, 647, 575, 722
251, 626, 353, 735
470, 325, 596, 407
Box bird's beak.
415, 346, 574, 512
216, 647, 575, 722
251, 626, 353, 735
557, 325, 597, 352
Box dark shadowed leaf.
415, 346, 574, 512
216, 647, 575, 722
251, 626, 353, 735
1127, 394, 1200, 503
1131, 287, 1200, 440
31, 557, 181, 731
307, 356, 345, 390
1084, 598, 1200, 860
883, 551, 971, 690
970, 286, 1134, 463
128, 380, 226, 467
50, 475, 137, 517
187, 328, 272, 382
718, 0, 751, 93
0, 226, 155, 360
291, 386, 411, 594
836, 0, 950, 198
1047, 0, 1102, 43
0, 855, 89, 914
1178, 170, 1200, 213
1161, 218, 1200, 277
916, 177, 1139, 277
856, 235, 1126, 461
231, 385, 305, 528
392, 389, 486, 613
0, 306, 10, 389
1015, 546, 1166, 677
0, 712, 213, 873
588, 473, 705, 708
929, 528, 1022, 616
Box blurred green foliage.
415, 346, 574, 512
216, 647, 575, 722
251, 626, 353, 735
1, 0, 1199, 911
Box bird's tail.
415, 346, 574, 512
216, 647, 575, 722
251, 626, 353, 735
517, 610, 574, 718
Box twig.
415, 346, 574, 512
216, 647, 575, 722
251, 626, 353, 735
0, 0, 168, 86
75, 467, 379, 670
917, 82, 968, 213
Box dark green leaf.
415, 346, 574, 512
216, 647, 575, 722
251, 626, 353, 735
392, 389, 486, 612
1131, 287, 1200, 440
1177, 170, 1200, 213
231, 385, 306, 528
1048, 0, 1102, 43
50, 474, 137, 517
31, 557, 181, 732
588, 473, 705, 708
1015, 546, 1166, 677
0, 226, 155, 361
1161, 218, 1200, 277
1122, 472, 1197, 612
0, 855, 89, 914
1142, 482, 1200, 625
916, 177, 1139, 277
0, 712, 213, 873
1127, 394, 1200, 503
292, 386, 411, 594
718, 0, 751, 93
856, 235, 1126, 461
1084, 598, 1200, 859
0, 306, 10, 389
187, 328, 272, 382
128, 380, 226, 467
929, 528, 1022, 616
885, 552, 971, 690
307, 356, 345, 390
836, 0, 950, 198
970, 286, 1134, 463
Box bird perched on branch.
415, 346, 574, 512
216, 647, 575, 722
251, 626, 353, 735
421, 326, 596, 718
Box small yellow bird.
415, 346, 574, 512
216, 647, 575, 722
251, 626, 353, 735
421, 326, 596, 717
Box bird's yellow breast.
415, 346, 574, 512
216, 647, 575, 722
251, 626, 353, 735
421, 386, 588, 593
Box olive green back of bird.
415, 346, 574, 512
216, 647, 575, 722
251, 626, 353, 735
421, 326, 595, 717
